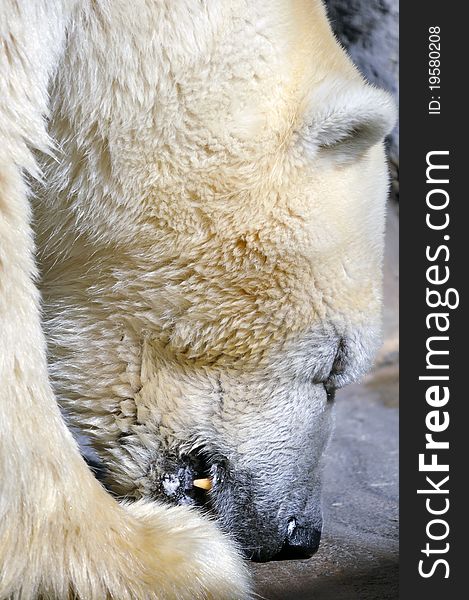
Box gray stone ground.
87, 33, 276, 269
251, 203, 399, 599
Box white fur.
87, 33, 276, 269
1, 0, 395, 597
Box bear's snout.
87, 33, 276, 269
249, 520, 323, 562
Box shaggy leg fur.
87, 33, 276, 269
0, 2, 249, 598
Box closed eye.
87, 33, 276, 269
330, 337, 347, 378
323, 338, 346, 401
324, 381, 336, 403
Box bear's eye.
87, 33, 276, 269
321, 338, 346, 401
324, 381, 336, 403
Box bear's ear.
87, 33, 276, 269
306, 80, 397, 165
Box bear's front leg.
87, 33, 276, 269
0, 149, 249, 597
0, 4, 249, 595
1, 427, 250, 599
0, 127, 249, 600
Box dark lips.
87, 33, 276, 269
158, 453, 222, 506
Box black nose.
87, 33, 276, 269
274, 519, 322, 560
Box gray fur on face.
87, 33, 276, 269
101, 323, 379, 559
208, 380, 332, 560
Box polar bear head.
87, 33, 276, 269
42, 0, 396, 562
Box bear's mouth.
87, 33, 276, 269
156, 451, 225, 507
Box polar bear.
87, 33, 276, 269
0, 0, 396, 598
